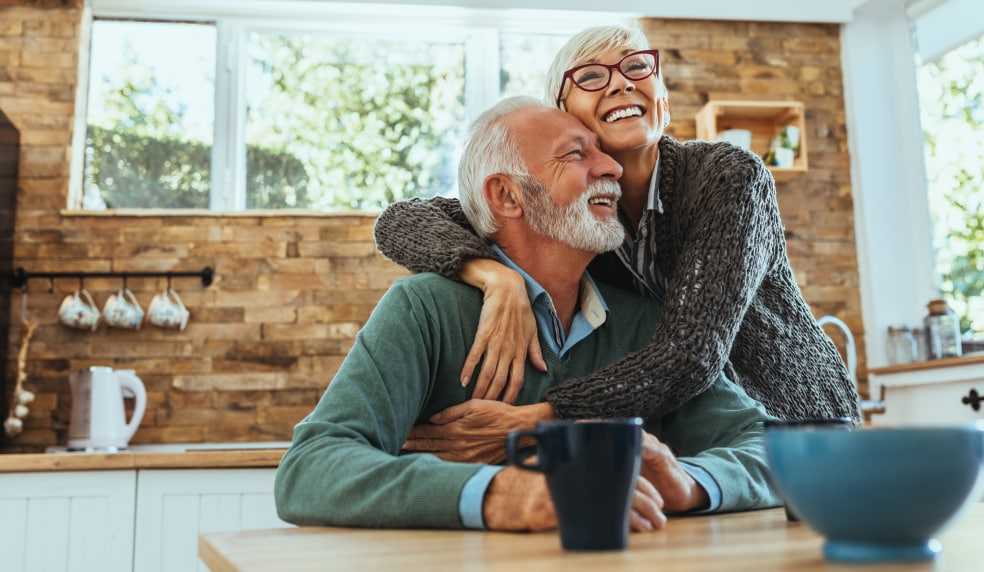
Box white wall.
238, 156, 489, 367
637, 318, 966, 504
842, 0, 938, 368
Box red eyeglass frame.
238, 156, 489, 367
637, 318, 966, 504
555, 49, 661, 108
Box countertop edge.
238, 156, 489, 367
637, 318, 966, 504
868, 353, 984, 376
0, 449, 286, 473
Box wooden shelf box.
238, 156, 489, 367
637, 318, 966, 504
695, 100, 808, 182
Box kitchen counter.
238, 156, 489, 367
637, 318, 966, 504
0, 442, 288, 473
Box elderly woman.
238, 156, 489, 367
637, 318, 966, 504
373, 25, 859, 452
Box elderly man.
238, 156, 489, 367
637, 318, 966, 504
274, 97, 780, 531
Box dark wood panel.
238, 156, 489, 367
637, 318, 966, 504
0, 110, 19, 443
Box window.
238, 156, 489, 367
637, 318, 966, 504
499, 33, 570, 100
916, 33, 984, 337
244, 31, 465, 210
83, 20, 217, 209
76, 6, 618, 213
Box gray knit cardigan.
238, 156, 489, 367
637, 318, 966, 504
373, 136, 861, 422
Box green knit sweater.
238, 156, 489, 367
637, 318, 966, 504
274, 273, 780, 529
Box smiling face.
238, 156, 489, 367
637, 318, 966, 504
560, 47, 669, 155
501, 106, 626, 252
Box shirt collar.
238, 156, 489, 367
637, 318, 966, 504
490, 244, 608, 328
646, 156, 663, 213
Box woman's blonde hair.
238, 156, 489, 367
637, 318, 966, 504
545, 25, 669, 111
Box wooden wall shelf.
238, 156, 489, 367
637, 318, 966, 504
695, 100, 808, 182
867, 353, 984, 376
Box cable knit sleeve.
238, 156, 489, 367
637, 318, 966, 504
545, 150, 782, 419
373, 197, 498, 278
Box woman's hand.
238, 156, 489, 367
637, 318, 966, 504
459, 259, 547, 403
403, 401, 554, 464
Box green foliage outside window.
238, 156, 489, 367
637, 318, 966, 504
245, 33, 465, 210
918, 35, 984, 335
85, 126, 310, 209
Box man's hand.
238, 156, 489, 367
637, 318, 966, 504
483, 467, 667, 532
482, 466, 557, 531
631, 473, 668, 531
404, 400, 554, 464
640, 432, 709, 513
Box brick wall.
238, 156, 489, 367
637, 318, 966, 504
1, 3, 865, 452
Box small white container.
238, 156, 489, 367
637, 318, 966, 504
718, 129, 752, 150
773, 147, 795, 168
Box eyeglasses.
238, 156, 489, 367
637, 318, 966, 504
555, 49, 660, 108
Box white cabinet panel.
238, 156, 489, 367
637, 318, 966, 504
0, 471, 136, 572
0, 499, 28, 572
870, 364, 984, 427
240, 492, 285, 530
26, 497, 70, 572
133, 469, 290, 572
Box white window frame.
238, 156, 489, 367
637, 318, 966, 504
842, 0, 937, 370
842, 0, 984, 368
69, 0, 632, 212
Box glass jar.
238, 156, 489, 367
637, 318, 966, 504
911, 327, 929, 362
923, 299, 963, 359
887, 325, 917, 365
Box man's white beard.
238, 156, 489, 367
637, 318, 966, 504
521, 177, 626, 254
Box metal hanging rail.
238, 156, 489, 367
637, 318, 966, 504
10, 266, 215, 289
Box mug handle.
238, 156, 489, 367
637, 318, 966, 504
164, 288, 187, 310
79, 288, 97, 309
79, 289, 100, 331
166, 287, 186, 310
506, 429, 547, 473
123, 288, 142, 310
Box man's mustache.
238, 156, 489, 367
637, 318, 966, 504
583, 180, 623, 203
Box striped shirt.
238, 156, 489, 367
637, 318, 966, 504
615, 158, 667, 303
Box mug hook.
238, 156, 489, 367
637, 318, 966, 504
47, 277, 54, 294
166, 274, 173, 290
78, 275, 84, 291
122, 274, 128, 291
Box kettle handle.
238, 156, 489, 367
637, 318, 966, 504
116, 370, 147, 443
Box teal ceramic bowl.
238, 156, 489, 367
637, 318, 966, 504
765, 424, 984, 564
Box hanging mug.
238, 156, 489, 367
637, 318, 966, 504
147, 288, 189, 331
58, 289, 101, 331
102, 288, 144, 329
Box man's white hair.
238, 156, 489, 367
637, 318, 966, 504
458, 95, 547, 238
545, 24, 669, 111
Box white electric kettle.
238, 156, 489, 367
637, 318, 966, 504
68, 366, 146, 452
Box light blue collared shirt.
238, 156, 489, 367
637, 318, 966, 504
457, 241, 721, 528
490, 244, 608, 358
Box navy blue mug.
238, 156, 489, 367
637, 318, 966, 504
506, 418, 643, 551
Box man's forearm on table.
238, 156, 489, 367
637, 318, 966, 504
678, 433, 780, 512
276, 427, 485, 528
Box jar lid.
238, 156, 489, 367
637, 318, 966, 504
927, 299, 950, 314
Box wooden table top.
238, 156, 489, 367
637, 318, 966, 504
199, 504, 984, 572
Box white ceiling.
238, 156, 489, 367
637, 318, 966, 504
98, 1, 878, 24
309, 0, 875, 23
